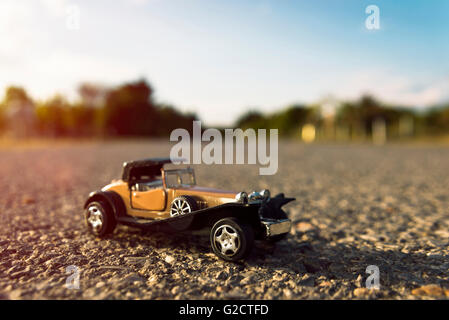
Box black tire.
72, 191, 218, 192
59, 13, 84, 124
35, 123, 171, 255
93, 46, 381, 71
84, 200, 116, 237
210, 217, 254, 262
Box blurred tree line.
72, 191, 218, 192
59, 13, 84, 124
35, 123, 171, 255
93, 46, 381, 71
236, 95, 449, 142
0, 79, 197, 138
1, 79, 449, 142
235, 105, 322, 136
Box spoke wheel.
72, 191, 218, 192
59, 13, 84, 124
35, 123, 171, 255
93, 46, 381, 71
170, 196, 197, 217
168, 196, 198, 231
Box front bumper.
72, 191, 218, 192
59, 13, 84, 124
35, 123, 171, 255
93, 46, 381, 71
260, 218, 291, 237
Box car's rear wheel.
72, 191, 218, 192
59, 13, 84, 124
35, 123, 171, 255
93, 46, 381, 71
85, 201, 116, 237
210, 217, 254, 261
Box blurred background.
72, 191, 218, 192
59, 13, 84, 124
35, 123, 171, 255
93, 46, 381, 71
0, 0, 448, 144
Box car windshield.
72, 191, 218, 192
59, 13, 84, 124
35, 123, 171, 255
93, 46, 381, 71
164, 168, 196, 188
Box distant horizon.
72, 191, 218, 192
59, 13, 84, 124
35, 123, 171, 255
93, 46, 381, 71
1, 0, 448, 126
3, 80, 445, 128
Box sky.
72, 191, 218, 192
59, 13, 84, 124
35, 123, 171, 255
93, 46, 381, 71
0, 0, 448, 126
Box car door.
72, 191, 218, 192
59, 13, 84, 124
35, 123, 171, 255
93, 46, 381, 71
131, 184, 166, 211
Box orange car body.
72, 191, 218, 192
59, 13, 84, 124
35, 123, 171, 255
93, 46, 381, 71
102, 180, 238, 220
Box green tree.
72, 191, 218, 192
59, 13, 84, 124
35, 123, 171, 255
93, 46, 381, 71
235, 105, 317, 137
235, 110, 267, 130
104, 79, 157, 136
155, 104, 197, 136
0, 104, 5, 134
3, 86, 32, 106
424, 105, 449, 135
271, 105, 313, 136
1, 86, 36, 137
36, 95, 70, 137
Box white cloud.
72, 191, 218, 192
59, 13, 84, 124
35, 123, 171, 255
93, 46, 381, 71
123, 0, 158, 6
40, 0, 69, 17
0, 1, 35, 57
29, 50, 140, 100
331, 69, 449, 107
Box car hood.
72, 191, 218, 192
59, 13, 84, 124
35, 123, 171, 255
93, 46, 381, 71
175, 186, 237, 198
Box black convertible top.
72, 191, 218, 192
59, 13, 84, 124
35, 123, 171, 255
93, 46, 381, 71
122, 157, 184, 182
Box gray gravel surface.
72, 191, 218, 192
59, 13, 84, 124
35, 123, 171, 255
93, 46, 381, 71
1, 141, 449, 299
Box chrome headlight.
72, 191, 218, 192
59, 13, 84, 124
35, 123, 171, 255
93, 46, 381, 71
235, 192, 248, 204
249, 189, 270, 202
260, 189, 270, 200
248, 191, 261, 202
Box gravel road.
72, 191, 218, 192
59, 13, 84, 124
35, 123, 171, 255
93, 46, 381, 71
1, 141, 449, 300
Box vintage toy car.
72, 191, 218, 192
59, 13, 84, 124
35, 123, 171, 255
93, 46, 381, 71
84, 158, 295, 261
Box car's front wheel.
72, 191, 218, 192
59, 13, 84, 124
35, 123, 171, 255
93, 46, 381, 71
85, 201, 116, 237
210, 217, 254, 261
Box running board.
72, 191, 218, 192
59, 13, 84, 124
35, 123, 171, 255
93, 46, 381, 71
116, 216, 161, 227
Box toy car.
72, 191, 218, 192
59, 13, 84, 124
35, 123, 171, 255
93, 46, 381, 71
84, 158, 295, 261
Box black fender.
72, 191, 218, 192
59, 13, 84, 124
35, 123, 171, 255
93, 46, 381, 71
84, 190, 127, 219
258, 193, 295, 220
188, 203, 261, 230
